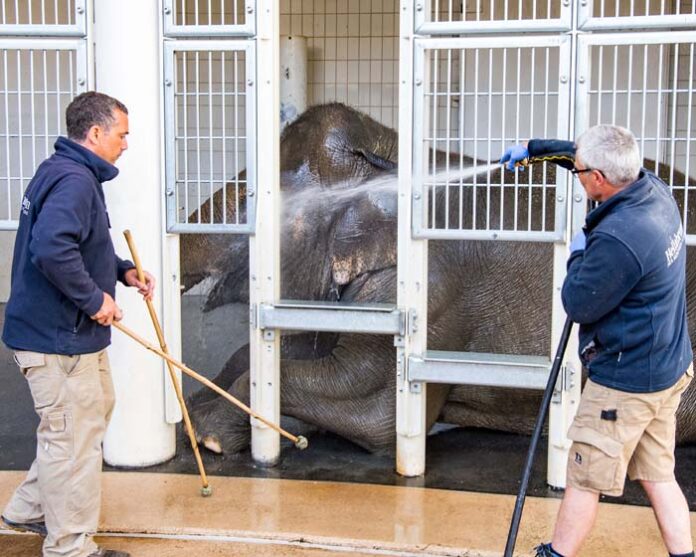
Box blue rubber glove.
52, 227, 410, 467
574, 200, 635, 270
569, 231, 586, 253
499, 144, 529, 171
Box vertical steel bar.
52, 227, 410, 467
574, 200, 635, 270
611, 45, 618, 124
16, 50, 24, 212
514, 46, 521, 231
28, 0, 32, 24
13, 0, 19, 25
221, 50, 227, 225
641, 44, 648, 160
3, 50, 10, 219
597, 45, 604, 124
41, 0, 46, 25
655, 44, 665, 175
542, 46, 549, 231
486, 48, 493, 230
472, 47, 479, 229
208, 51, 213, 223
208, 0, 212, 25
29, 49, 36, 175
42, 50, 48, 161
431, 49, 438, 229
626, 44, 634, 129
458, 47, 465, 229
55, 0, 59, 25
183, 52, 190, 224
684, 43, 693, 226
444, 48, 451, 230
195, 51, 201, 224
500, 47, 507, 227
528, 46, 536, 231
55, 48, 61, 146
669, 43, 679, 188
234, 50, 240, 225
1, 1, 5, 25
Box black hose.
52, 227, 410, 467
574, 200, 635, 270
504, 315, 574, 557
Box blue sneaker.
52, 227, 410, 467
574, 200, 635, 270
1, 514, 47, 537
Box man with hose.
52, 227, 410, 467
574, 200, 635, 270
1, 92, 154, 557
501, 125, 694, 557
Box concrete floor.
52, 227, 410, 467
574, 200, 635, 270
0, 471, 690, 556
2, 300, 696, 555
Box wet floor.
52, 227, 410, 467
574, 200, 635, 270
1, 299, 696, 512
1, 471, 690, 556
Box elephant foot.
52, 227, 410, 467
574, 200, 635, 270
201, 434, 223, 454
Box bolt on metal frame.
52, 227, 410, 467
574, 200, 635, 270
0, 1, 89, 231
163, 40, 256, 234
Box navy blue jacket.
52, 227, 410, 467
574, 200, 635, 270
3, 137, 134, 355
532, 139, 692, 392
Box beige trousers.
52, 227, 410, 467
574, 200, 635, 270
3, 350, 115, 557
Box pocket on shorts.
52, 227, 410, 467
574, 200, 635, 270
568, 424, 623, 492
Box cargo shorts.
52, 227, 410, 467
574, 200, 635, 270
566, 364, 693, 497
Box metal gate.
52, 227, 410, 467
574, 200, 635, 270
399, 0, 696, 483
0, 0, 89, 229
163, 0, 256, 233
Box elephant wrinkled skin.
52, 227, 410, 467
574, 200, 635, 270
181, 103, 696, 455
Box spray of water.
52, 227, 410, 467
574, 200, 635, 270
282, 161, 503, 219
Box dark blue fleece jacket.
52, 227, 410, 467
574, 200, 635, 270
3, 137, 134, 355
530, 139, 693, 392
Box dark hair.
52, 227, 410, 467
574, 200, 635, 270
66, 91, 128, 141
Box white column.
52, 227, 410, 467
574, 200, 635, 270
396, 0, 428, 477
96, 0, 177, 466
249, 0, 281, 465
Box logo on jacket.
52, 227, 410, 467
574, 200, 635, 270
665, 224, 685, 267
21, 196, 30, 216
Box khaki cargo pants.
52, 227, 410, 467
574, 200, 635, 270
3, 350, 115, 557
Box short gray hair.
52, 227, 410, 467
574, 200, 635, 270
576, 125, 641, 187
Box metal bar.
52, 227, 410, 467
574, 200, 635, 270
417, 20, 571, 35
581, 14, 696, 30
221, 49, 227, 225
655, 43, 665, 175
182, 50, 189, 223
669, 43, 679, 188
413, 227, 563, 242
15, 49, 23, 206
208, 50, 213, 224
234, 49, 239, 225
3, 49, 10, 220
195, 51, 201, 224
258, 303, 405, 336
685, 43, 694, 228
409, 351, 551, 390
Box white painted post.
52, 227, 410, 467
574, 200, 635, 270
96, 0, 177, 466
396, 0, 428, 477
249, 0, 281, 465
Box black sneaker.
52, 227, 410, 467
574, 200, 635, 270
88, 550, 131, 557
535, 543, 563, 557
1, 514, 47, 537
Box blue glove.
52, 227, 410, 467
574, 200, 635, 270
499, 144, 529, 171
569, 231, 586, 253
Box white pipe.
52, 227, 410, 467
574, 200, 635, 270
279, 35, 307, 130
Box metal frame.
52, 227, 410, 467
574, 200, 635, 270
0, 0, 88, 36
163, 39, 256, 234
258, 301, 405, 336
0, 38, 88, 230
579, 3, 696, 31
576, 30, 696, 244
412, 34, 572, 242
415, 1, 572, 35
408, 351, 551, 390
162, 0, 256, 37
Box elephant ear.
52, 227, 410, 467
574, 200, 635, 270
331, 191, 397, 290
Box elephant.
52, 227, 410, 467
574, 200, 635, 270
180, 102, 696, 455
